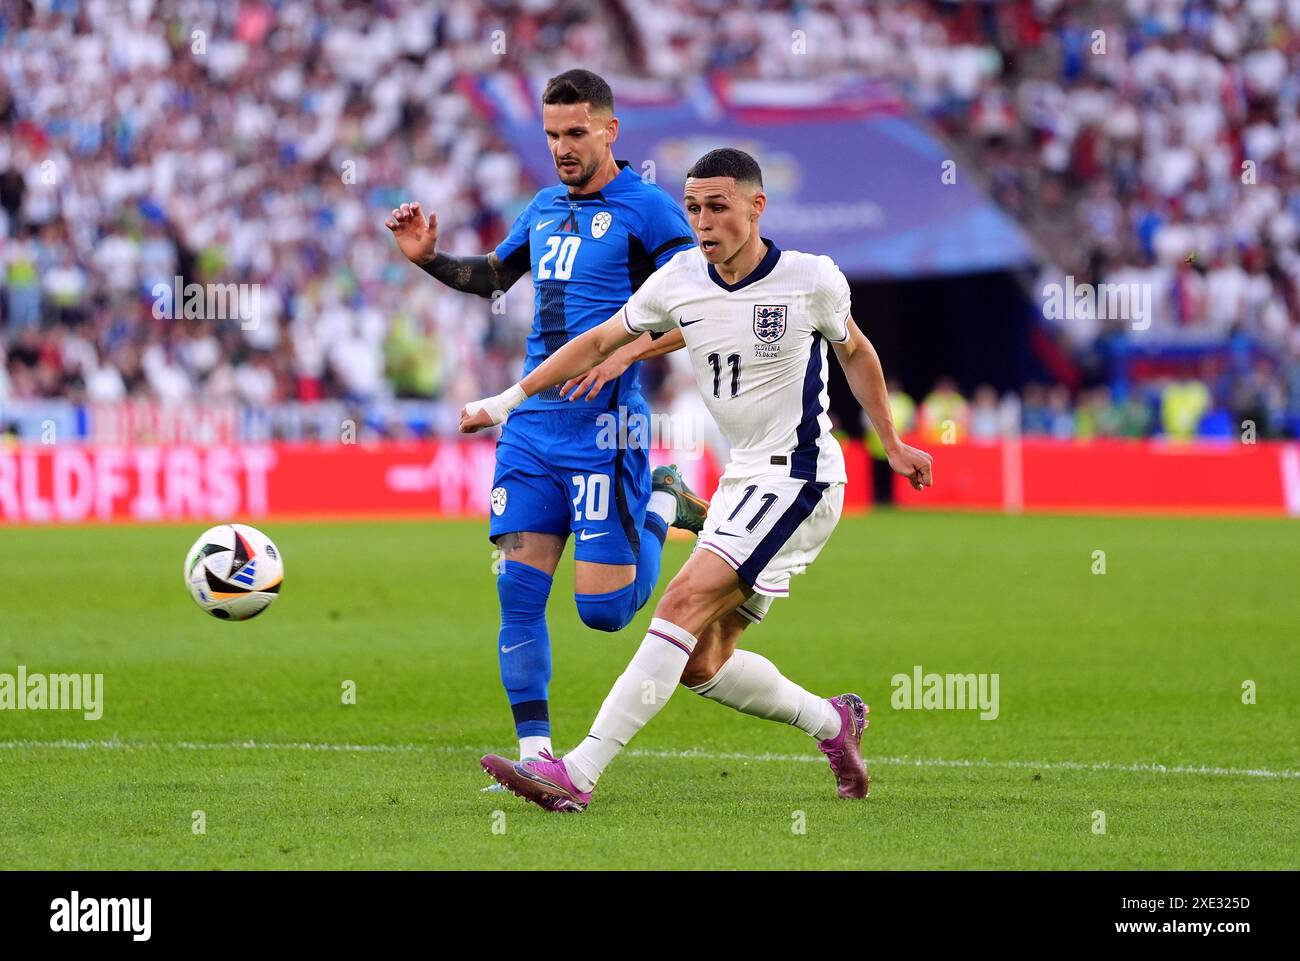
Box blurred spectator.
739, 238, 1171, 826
1160, 378, 1212, 440
1045, 384, 1075, 439
969, 383, 1002, 439
1021, 382, 1053, 435
1075, 385, 1123, 439
1116, 387, 1155, 438
867, 378, 917, 455
385, 313, 442, 400
920, 376, 970, 442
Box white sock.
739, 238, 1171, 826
689, 650, 841, 741
649, 490, 677, 527
563, 617, 696, 791
519, 735, 551, 760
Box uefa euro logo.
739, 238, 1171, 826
753, 305, 787, 343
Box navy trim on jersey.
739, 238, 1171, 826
499, 240, 532, 277
735, 481, 828, 588
791, 331, 825, 481
621, 306, 639, 336
561, 185, 608, 203
537, 282, 569, 401
627, 233, 656, 295
707, 238, 781, 292
608, 381, 641, 555
652, 236, 692, 260
563, 161, 630, 202
829, 310, 852, 343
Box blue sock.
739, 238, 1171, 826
496, 560, 553, 740
573, 514, 669, 632
636, 513, 668, 610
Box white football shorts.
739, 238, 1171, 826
694, 472, 845, 624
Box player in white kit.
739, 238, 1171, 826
462, 149, 934, 810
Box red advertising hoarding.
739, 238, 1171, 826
892, 437, 1300, 516
0, 442, 724, 525
3, 437, 1294, 524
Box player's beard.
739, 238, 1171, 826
557, 155, 598, 190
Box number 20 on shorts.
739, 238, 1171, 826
571, 473, 611, 521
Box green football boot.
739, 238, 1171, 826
652, 464, 709, 534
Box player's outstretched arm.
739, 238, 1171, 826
560, 328, 685, 402
459, 314, 640, 433
384, 201, 527, 298
832, 317, 934, 490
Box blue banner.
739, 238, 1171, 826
468, 74, 1038, 280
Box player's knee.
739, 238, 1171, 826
680, 653, 722, 689
574, 586, 637, 633
497, 560, 552, 622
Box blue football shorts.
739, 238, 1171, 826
487, 397, 652, 566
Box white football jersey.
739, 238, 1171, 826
622, 240, 850, 483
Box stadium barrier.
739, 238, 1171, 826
0, 441, 712, 524
8, 435, 1284, 524
892, 437, 1300, 516
0, 441, 496, 524
0, 439, 876, 525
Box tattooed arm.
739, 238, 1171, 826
419, 249, 529, 298
385, 200, 529, 298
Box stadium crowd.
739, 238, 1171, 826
870, 372, 1286, 445
617, 0, 1298, 338
1, 0, 610, 423
1, 0, 1298, 439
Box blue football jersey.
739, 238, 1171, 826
493, 162, 694, 411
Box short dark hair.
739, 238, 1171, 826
542, 70, 614, 112
686, 148, 763, 189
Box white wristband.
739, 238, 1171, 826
500, 383, 527, 415
466, 383, 527, 426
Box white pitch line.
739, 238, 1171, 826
1, 739, 1297, 780
624, 749, 1300, 780
0, 739, 426, 753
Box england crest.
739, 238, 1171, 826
753, 305, 787, 343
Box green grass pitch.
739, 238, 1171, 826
2, 512, 1297, 870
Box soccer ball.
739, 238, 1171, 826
184, 524, 284, 621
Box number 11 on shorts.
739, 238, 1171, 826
729, 484, 779, 531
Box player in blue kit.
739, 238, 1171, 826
386, 70, 707, 762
